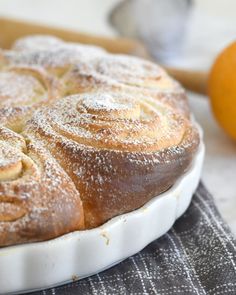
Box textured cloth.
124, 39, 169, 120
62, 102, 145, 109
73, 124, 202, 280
32, 183, 236, 295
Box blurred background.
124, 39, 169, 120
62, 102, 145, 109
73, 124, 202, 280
1, 0, 236, 68
0, 0, 235, 233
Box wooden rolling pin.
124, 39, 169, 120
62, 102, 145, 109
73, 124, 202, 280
163, 66, 208, 95
0, 17, 148, 57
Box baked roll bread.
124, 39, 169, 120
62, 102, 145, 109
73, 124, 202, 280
24, 92, 199, 228
12, 34, 106, 55
12, 35, 67, 52
0, 64, 62, 131
0, 127, 84, 246
0, 35, 200, 246
3, 36, 105, 77
62, 54, 189, 115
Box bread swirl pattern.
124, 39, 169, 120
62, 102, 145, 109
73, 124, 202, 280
2, 39, 105, 77
0, 35, 200, 246
0, 65, 62, 131
24, 92, 199, 228
63, 54, 189, 115
0, 127, 84, 246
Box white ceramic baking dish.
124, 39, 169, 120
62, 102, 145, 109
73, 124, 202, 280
0, 123, 205, 295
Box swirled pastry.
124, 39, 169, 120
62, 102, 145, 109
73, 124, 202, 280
62, 54, 189, 115
0, 65, 62, 131
0, 35, 200, 246
1, 48, 105, 78
0, 127, 84, 246
3, 36, 106, 77
24, 92, 199, 228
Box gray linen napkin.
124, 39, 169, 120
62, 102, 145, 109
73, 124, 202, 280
31, 182, 236, 295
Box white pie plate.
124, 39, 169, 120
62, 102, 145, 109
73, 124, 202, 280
0, 124, 205, 295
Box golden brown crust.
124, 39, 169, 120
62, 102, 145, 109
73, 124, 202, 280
24, 92, 199, 228
0, 127, 84, 247
0, 35, 200, 246
62, 54, 189, 116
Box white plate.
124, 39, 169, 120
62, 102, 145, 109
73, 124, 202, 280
0, 124, 205, 295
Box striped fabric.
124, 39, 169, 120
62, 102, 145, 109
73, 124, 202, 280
33, 183, 236, 295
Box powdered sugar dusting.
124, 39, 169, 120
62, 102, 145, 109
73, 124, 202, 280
0, 128, 83, 245
12, 35, 65, 51
12, 35, 106, 56
28, 91, 188, 153
0, 141, 21, 169
81, 93, 133, 111
0, 35, 199, 245
0, 71, 45, 106
96, 54, 164, 86
4, 40, 106, 77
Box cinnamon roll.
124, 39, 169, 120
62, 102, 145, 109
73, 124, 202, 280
0, 127, 84, 246
24, 92, 199, 228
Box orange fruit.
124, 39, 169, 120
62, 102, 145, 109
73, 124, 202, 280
208, 41, 236, 140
